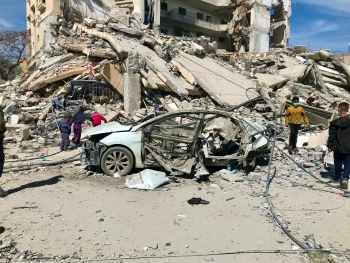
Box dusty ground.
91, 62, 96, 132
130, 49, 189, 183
0, 144, 350, 262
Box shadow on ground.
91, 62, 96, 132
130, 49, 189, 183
8, 175, 63, 195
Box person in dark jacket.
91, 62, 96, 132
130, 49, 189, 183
71, 106, 90, 145
0, 107, 7, 197
327, 102, 350, 190
59, 114, 72, 151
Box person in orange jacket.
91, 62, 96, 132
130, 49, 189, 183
285, 96, 310, 154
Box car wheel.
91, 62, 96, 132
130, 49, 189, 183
101, 146, 134, 176
243, 155, 256, 173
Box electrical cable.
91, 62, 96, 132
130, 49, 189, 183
278, 176, 342, 197
28, 249, 335, 262
5, 150, 63, 163
3, 154, 80, 173
231, 91, 313, 250
243, 88, 342, 189
275, 146, 344, 192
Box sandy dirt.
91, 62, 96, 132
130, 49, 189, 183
0, 145, 349, 263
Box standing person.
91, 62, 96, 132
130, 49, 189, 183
59, 114, 72, 151
71, 106, 90, 145
327, 102, 350, 190
91, 112, 107, 127
0, 107, 7, 197
285, 96, 310, 154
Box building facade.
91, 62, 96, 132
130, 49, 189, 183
26, 0, 62, 58
26, 0, 292, 62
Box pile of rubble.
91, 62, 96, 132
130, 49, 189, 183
0, 5, 349, 158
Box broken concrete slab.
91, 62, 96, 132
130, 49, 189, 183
170, 60, 197, 85
20, 69, 41, 88
164, 103, 179, 112
299, 50, 332, 61
140, 37, 157, 49
109, 23, 142, 37
191, 42, 205, 54
322, 75, 347, 86
221, 172, 244, 182
278, 64, 307, 82
38, 54, 74, 70
9, 115, 20, 125
173, 52, 258, 106
144, 58, 189, 96
19, 127, 30, 140
28, 66, 87, 91
101, 62, 124, 95
82, 47, 117, 59
255, 73, 288, 89
105, 111, 119, 122
6, 124, 29, 131
78, 25, 129, 57
325, 83, 350, 101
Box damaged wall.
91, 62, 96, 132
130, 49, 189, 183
226, 0, 291, 53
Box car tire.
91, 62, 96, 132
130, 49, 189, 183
243, 155, 256, 173
101, 146, 134, 176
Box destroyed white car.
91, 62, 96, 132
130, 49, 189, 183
81, 109, 271, 176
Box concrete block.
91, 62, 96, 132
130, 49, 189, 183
164, 103, 179, 112
246, 172, 263, 181
94, 105, 107, 115
38, 137, 46, 145
84, 18, 96, 27
19, 127, 30, 140
123, 73, 141, 114
206, 42, 218, 52
191, 42, 204, 54
105, 111, 119, 122
9, 115, 20, 125
154, 45, 165, 58
6, 124, 27, 131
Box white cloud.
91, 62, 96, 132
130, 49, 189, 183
294, 0, 350, 15
0, 17, 13, 28
292, 20, 340, 38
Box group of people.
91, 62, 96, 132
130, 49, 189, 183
0, 96, 350, 196
58, 106, 107, 151
285, 96, 350, 190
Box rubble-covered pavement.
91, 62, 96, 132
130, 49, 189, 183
2, 2, 350, 262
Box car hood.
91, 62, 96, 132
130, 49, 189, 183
83, 122, 133, 137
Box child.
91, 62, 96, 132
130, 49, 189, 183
71, 106, 90, 145
91, 112, 107, 127
59, 113, 72, 151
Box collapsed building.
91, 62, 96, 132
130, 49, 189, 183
0, 0, 345, 162
26, 0, 292, 63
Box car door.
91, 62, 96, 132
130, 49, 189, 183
141, 112, 204, 174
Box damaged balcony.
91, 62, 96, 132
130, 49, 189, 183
160, 9, 228, 33
36, 0, 46, 13
27, 0, 35, 11
26, 13, 34, 22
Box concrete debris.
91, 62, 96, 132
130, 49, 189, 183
0, 0, 347, 180
125, 169, 170, 190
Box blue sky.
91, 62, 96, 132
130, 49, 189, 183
0, 0, 349, 53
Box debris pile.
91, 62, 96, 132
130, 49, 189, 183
1, 7, 350, 164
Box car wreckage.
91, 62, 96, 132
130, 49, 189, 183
81, 109, 272, 177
